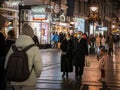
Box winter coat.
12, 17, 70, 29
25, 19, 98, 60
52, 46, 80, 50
98, 55, 108, 70
107, 37, 113, 48
0, 32, 6, 57
53, 34, 59, 42
74, 38, 88, 67
5, 38, 16, 53
60, 39, 73, 72
101, 37, 105, 46
4, 35, 43, 86
95, 36, 101, 47
0, 32, 6, 78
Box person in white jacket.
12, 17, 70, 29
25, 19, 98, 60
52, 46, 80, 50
98, 48, 108, 82
4, 23, 43, 90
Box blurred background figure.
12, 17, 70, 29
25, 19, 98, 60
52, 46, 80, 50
5, 29, 16, 53
33, 35, 40, 48
95, 34, 101, 54
106, 34, 114, 56
52, 32, 59, 49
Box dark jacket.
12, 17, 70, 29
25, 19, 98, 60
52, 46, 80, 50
0, 32, 6, 57
60, 39, 73, 72
0, 32, 6, 77
74, 38, 88, 67
33, 35, 39, 45
5, 38, 16, 54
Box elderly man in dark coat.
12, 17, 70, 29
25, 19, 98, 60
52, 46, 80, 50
74, 32, 88, 81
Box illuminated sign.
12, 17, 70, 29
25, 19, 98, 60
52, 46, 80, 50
32, 5, 48, 20
98, 27, 107, 31
33, 14, 47, 20
2, 1, 19, 9
32, 5, 47, 14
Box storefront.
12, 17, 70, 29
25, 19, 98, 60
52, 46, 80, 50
19, 4, 51, 44
90, 24, 108, 36
51, 22, 70, 33
89, 24, 96, 35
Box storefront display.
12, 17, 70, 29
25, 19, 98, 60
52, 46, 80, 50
19, 4, 51, 44
31, 22, 50, 44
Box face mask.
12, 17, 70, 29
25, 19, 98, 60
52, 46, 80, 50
66, 38, 70, 40
77, 35, 81, 39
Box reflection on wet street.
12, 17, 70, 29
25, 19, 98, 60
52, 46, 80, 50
35, 49, 120, 90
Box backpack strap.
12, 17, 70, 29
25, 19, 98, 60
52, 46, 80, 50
23, 44, 36, 52
12, 45, 18, 52
12, 44, 36, 52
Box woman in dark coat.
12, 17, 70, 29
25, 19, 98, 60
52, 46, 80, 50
0, 14, 9, 90
60, 34, 73, 79
74, 33, 88, 80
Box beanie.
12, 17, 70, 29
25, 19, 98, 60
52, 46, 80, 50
0, 14, 7, 30
22, 23, 34, 38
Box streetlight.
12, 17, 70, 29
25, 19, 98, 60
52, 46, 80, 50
90, 6, 98, 12
90, 4, 98, 36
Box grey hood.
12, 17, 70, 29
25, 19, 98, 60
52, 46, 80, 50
15, 35, 34, 48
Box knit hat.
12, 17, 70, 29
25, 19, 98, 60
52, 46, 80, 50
0, 14, 7, 29
22, 23, 34, 38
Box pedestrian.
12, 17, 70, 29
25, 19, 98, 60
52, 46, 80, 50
60, 34, 73, 79
107, 34, 113, 56
0, 14, 9, 90
98, 48, 108, 81
5, 29, 16, 53
74, 31, 88, 81
33, 35, 40, 48
95, 34, 101, 54
72, 33, 78, 66
4, 23, 43, 90
51, 32, 55, 48
100, 35, 106, 47
53, 32, 59, 49
59, 32, 64, 43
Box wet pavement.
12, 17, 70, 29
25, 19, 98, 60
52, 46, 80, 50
35, 48, 120, 90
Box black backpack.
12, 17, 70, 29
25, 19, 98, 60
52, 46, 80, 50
6, 44, 36, 82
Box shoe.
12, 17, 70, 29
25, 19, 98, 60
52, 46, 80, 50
99, 78, 105, 82
98, 78, 102, 81
62, 74, 65, 79
101, 78, 105, 81
75, 76, 78, 80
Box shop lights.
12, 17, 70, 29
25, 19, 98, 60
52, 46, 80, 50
59, 22, 67, 26
70, 21, 75, 24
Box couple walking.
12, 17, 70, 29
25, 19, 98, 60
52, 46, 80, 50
60, 32, 88, 81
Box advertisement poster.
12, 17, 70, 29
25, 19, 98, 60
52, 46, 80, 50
75, 18, 85, 33
39, 23, 49, 44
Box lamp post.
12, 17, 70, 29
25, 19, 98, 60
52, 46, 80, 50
90, 5, 98, 36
